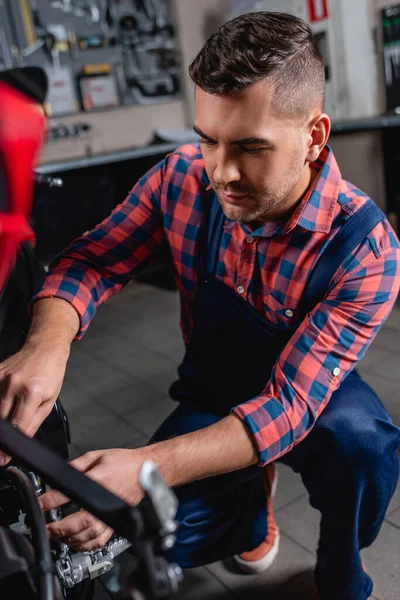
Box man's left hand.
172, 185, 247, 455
39, 448, 149, 551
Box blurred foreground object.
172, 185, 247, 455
0, 66, 47, 289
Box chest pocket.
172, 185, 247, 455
262, 292, 301, 332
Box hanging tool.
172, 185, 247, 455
0, 21, 14, 69
19, 0, 37, 47
87, 0, 100, 23
104, 0, 116, 31
2, 0, 22, 63
50, 0, 74, 10
18, 1, 60, 68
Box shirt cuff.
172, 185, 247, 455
31, 275, 96, 339
232, 396, 294, 466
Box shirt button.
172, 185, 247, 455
246, 236, 255, 244
237, 285, 245, 295
333, 367, 341, 377
285, 309, 294, 318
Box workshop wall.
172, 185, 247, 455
26, 0, 400, 212
5, 0, 191, 165
329, 0, 400, 212
170, 0, 393, 211
38, 99, 186, 163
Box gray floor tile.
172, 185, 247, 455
362, 350, 400, 384
362, 521, 400, 600
67, 401, 144, 450
65, 345, 96, 371
76, 325, 129, 357
371, 327, 400, 354
358, 346, 393, 372
59, 380, 94, 411
175, 566, 235, 600
206, 533, 315, 600
380, 388, 400, 426
73, 429, 149, 455
142, 366, 178, 394
274, 464, 306, 511
125, 396, 178, 438
266, 569, 315, 600
386, 508, 400, 528
387, 477, 400, 517
384, 307, 400, 332
356, 367, 400, 399
97, 341, 177, 385
97, 380, 164, 416
115, 318, 183, 359
276, 495, 319, 554
65, 352, 135, 397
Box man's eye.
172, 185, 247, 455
242, 146, 264, 155
200, 139, 216, 147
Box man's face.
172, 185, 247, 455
194, 82, 314, 226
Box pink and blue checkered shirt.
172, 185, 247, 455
34, 144, 400, 465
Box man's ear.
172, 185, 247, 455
306, 113, 331, 163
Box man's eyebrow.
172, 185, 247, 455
233, 136, 273, 145
193, 125, 215, 141
193, 125, 273, 146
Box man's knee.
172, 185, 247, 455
314, 374, 399, 473
319, 406, 399, 487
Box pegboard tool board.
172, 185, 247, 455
382, 3, 400, 113
0, 0, 182, 116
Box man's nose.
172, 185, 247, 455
213, 152, 241, 186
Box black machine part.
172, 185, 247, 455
4, 466, 63, 600
0, 419, 182, 599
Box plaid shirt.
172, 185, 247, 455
34, 144, 400, 465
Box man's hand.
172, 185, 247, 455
39, 448, 149, 552
0, 297, 79, 465
0, 341, 69, 465
39, 415, 259, 552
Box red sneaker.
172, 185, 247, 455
233, 463, 279, 574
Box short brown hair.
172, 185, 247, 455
189, 12, 325, 121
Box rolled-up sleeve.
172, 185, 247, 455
32, 158, 167, 338
233, 244, 400, 466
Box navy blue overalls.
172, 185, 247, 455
151, 194, 400, 600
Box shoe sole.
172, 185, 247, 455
233, 466, 280, 574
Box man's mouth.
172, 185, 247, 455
219, 190, 250, 205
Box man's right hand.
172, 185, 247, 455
0, 297, 80, 465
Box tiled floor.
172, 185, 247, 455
61, 281, 400, 600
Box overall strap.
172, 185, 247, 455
198, 193, 225, 276
301, 199, 386, 312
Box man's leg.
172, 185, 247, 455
281, 371, 400, 600
149, 403, 268, 568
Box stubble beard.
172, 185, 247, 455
215, 188, 288, 225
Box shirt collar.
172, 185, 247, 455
283, 144, 342, 235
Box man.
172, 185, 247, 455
0, 12, 399, 600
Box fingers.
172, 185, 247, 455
38, 452, 104, 513
0, 371, 50, 437
0, 390, 51, 466
0, 375, 20, 465
0, 373, 18, 421
0, 452, 11, 467
39, 489, 70, 512
46, 510, 113, 551
9, 390, 45, 436
23, 403, 54, 438
70, 451, 102, 473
